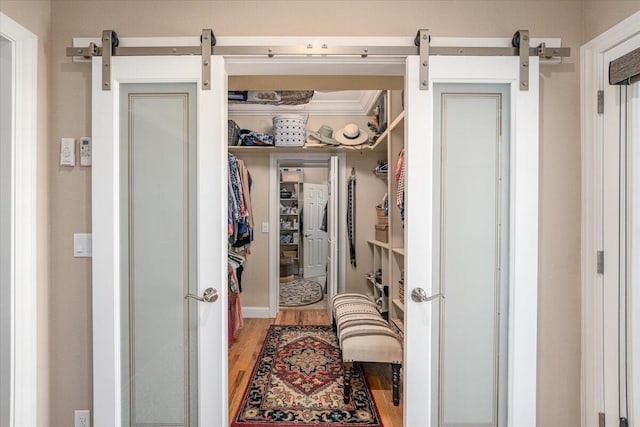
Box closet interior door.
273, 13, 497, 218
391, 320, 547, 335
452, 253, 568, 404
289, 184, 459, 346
302, 182, 328, 279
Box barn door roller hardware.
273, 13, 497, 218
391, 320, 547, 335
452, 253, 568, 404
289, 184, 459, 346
68, 29, 216, 90
66, 28, 570, 91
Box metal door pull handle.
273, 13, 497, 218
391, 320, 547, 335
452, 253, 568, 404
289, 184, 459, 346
185, 287, 218, 303
411, 287, 444, 303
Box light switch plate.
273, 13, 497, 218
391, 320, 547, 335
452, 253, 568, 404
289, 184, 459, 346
73, 233, 92, 257
60, 138, 76, 167
261, 222, 269, 233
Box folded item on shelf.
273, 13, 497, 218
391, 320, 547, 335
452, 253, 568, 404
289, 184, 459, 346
239, 129, 275, 146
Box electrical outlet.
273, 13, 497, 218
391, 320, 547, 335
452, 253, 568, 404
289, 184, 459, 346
74, 410, 90, 427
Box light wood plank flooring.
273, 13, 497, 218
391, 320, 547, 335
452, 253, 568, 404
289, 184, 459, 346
228, 309, 403, 427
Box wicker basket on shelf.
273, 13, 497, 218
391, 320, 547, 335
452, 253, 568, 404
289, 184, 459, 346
282, 250, 298, 258
273, 115, 307, 147
376, 206, 388, 225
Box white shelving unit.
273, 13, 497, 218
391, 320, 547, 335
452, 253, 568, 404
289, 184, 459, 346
279, 168, 302, 277
364, 90, 406, 326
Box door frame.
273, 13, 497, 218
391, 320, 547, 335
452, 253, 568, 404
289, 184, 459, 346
581, 11, 640, 426
268, 152, 346, 317
0, 12, 37, 427
82, 34, 548, 426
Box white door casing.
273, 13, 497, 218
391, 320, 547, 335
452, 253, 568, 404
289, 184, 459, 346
303, 183, 328, 279
0, 12, 37, 427
404, 54, 539, 426
268, 152, 345, 317
91, 55, 227, 427
581, 11, 640, 426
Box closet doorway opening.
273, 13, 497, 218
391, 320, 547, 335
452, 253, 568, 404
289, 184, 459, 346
277, 161, 331, 310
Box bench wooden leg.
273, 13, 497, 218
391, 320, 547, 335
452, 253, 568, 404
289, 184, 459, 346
392, 363, 401, 406
343, 362, 353, 403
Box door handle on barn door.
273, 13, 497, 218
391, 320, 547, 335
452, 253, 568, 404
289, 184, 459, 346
411, 287, 444, 303
185, 287, 218, 303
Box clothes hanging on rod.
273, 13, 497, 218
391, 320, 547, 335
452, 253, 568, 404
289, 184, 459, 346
227, 154, 253, 345
347, 169, 356, 267
228, 153, 254, 251
396, 149, 405, 225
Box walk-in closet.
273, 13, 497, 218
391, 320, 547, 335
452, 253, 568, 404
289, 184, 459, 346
226, 85, 407, 426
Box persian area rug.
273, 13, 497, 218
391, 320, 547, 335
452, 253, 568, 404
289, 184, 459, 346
231, 325, 382, 427
279, 279, 323, 307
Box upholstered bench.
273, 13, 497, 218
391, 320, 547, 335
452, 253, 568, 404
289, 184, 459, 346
331, 293, 403, 406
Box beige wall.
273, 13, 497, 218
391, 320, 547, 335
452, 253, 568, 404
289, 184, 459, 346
584, 1, 640, 42
0, 2, 50, 427
301, 167, 328, 185
229, 153, 270, 307
51, 1, 584, 426
0, 0, 631, 426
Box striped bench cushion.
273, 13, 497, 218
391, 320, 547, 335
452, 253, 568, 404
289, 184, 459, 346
332, 293, 403, 364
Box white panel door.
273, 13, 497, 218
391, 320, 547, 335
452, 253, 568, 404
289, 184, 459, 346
303, 182, 328, 278
581, 15, 640, 425
601, 33, 640, 425
326, 156, 339, 319
404, 54, 539, 426
92, 55, 227, 427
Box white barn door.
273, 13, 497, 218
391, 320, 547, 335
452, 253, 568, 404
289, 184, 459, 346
92, 54, 228, 427
403, 54, 539, 426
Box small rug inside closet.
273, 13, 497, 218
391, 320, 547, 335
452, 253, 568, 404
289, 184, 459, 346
231, 325, 382, 427
279, 279, 323, 307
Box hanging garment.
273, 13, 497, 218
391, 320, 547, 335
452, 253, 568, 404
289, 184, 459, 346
228, 154, 254, 250
347, 173, 356, 267
396, 149, 405, 224
228, 264, 244, 340
237, 159, 254, 229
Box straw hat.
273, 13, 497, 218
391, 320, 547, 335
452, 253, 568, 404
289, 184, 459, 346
308, 125, 340, 145
334, 123, 369, 146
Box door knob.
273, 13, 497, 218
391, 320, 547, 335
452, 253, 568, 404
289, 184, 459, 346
184, 287, 218, 303
411, 287, 444, 303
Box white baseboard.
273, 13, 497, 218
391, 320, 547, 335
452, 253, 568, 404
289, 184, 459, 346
242, 306, 273, 318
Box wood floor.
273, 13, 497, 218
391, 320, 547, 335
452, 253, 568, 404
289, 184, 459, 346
228, 309, 404, 427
